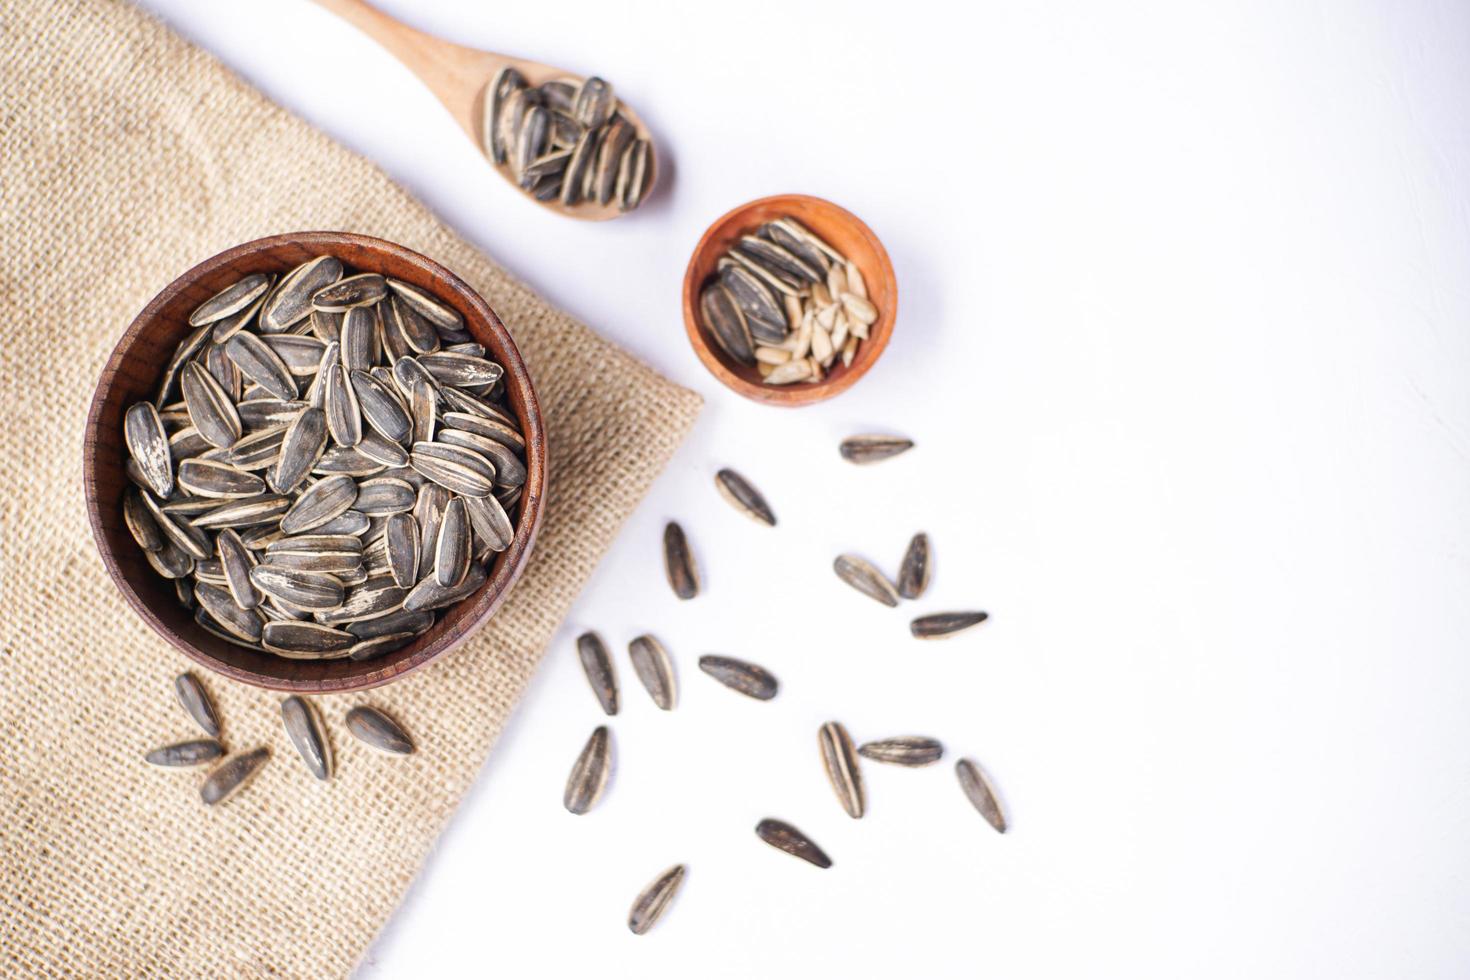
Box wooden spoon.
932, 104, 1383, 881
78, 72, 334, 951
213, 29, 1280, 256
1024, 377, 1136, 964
312, 0, 657, 220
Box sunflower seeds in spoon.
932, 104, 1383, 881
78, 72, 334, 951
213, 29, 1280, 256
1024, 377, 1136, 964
345, 706, 414, 755
755, 819, 831, 868
628, 634, 676, 710
663, 522, 699, 600
144, 739, 224, 767
858, 737, 944, 767
833, 554, 899, 607
575, 631, 618, 716
818, 721, 865, 819
628, 865, 685, 935
563, 725, 612, 815
910, 611, 989, 638
697, 655, 778, 701
956, 759, 1007, 832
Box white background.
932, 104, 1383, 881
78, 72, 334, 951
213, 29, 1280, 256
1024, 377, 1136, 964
137, 1, 1470, 976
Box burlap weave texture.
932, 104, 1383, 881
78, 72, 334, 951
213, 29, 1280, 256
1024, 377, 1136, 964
0, 1, 700, 975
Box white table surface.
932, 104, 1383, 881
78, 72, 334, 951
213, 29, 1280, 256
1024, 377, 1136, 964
135, 1, 1470, 976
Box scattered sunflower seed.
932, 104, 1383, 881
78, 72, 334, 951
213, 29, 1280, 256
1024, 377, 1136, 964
755, 819, 831, 868
697, 655, 778, 701
910, 611, 988, 638
628, 865, 685, 935
662, 521, 699, 600
563, 725, 612, 815
897, 532, 931, 600
144, 739, 224, 767
818, 721, 866, 819
839, 434, 913, 464
833, 554, 899, 607
713, 468, 775, 526
628, 634, 676, 710
955, 759, 1007, 832
858, 737, 944, 767
281, 696, 333, 780
200, 747, 270, 805
345, 705, 414, 755
174, 672, 220, 737
576, 631, 618, 716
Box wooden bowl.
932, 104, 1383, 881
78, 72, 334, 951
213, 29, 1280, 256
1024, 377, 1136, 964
682, 194, 897, 406
82, 232, 546, 693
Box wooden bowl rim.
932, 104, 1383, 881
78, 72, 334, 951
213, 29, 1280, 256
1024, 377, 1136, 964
681, 194, 897, 406
83, 231, 546, 693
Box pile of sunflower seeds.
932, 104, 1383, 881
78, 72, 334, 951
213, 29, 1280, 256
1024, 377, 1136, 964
121, 255, 527, 661
483, 69, 651, 212
143, 672, 415, 805
564, 451, 1002, 936
698, 217, 878, 385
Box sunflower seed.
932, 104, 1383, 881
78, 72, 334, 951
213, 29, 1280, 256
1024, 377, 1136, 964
180, 362, 241, 449
409, 442, 495, 496
343, 369, 410, 445
560, 128, 596, 206
139, 492, 210, 559
145, 540, 192, 581
386, 279, 464, 333
833, 554, 899, 607
259, 256, 343, 332
575, 631, 618, 716
486, 66, 526, 163
194, 582, 264, 642
699, 283, 755, 365
315, 575, 408, 624
818, 721, 865, 818
224, 330, 298, 400
123, 487, 164, 551
563, 725, 612, 815
628, 634, 676, 710
191, 493, 291, 529
155, 325, 212, 405
514, 104, 548, 182
662, 522, 699, 600
177, 459, 266, 499
897, 533, 931, 600
124, 402, 173, 497
209, 292, 267, 344
312, 273, 386, 311
199, 747, 271, 805
174, 672, 221, 737
859, 737, 944, 767
628, 864, 684, 935
346, 607, 434, 639
280, 695, 332, 780
461, 493, 514, 553
593, 115, 634, 205
956, 759, 1007, 832
215, 528, 258, 609
380, 295, 438, 358
697, 655, 778, 700
418, 351, 503, 388
276, 474, 355, 534
313, 445, 382, 477
573, 76, 615, 127
345, 705, 414, 755
755, 819, 831, 868
720, 265, 787, 344
258, 334, 326, 378
238, 398, 307, 431
735, 235, 823, 285
437, 385, 516, 425
434, 497, 471, 587
442, 410, 525, 452
249, 564, 344, 611
340, 306, 378, 373
402, 560, 486, 612
270, 406, 328, 494
619, 139, 650, 212
263, 621, 355, 658
385, 513, 420, 588
354, 477, 416, 516
713, 469, 774, 526
435, 428, 525, 487
839, 434, 913, 464
144, 739, 224, 767
219, 427, 287, 471
911, 611, 988, 638
189, 274, 271, 326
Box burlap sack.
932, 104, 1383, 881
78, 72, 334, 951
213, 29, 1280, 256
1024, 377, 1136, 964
0, 1, 700, 975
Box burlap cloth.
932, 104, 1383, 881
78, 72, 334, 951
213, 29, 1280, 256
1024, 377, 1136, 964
0, 1, 700, 975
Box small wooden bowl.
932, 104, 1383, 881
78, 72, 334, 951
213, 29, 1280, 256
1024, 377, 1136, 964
83, 232, 546, 693
682, 194, 897, 406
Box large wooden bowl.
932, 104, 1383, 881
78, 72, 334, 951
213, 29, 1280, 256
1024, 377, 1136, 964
682, 194, 897, 406
83, 232, 546, 693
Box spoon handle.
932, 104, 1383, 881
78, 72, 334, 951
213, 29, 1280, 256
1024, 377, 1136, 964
311, 0, 500, 144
